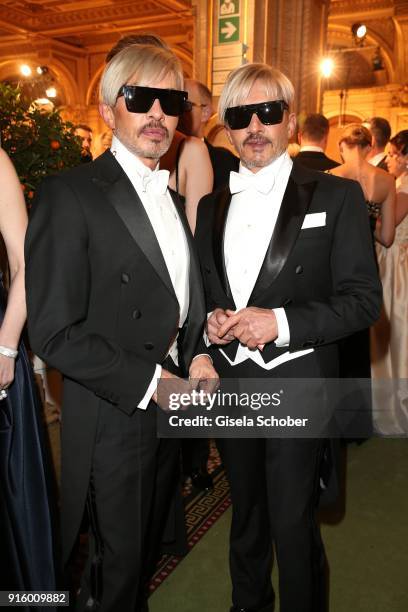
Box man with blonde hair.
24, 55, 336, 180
195, 63, 382, 612
26, 44, 216, 611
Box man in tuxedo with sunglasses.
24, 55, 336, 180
25, 44, 216, 612
195, 63, 381, 612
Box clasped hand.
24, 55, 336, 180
153, 355, 219, 412
207, 307, 278, 350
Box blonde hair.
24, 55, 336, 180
100, 44, 184, 107
218, 63, 294, 124
339, 123, 372, 149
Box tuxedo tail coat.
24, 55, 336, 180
25, 150, 206, 563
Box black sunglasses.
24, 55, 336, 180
225, 100, 289, 130
117, 85, 192, 116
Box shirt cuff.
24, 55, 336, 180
192, 353, 213, 364
203, 311, 213, 347
138, 363, 162, 410
273, 308, 290, 347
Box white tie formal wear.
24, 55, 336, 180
217, 151, 313, 369
111, 135, 190, 407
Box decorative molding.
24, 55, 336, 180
0, 1, 191, 28
329, 0, 393, 17
367, 18, 396, 48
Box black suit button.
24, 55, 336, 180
132, 309, 141, 319
295, 265, 303, 274
204, 266, 211, 274
144, 342, 154, 350
121, 273, 130, 284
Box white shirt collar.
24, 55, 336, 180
238, 151, 292, 180
368, 152, 386, 166
111, 134, 159, 182
300, 145, 325, 153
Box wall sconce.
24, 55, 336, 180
351, 23, 367, 46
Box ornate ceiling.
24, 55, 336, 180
0, 0, 193, 54
326, 0, 408, 88
0, 0, 196, 110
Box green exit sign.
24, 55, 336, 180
218, 16, 240, 44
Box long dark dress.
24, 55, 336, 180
0, 279, 55, 601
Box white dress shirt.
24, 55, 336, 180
368, 152, 386, 167
217, 151, 313, 368
299, 145, 325, 153
111, 136, 190, 408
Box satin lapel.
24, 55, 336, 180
92, 170, 175, 298
212, 187, 234, 302
248, 173, 317, 303
170, 189, 203, 302
169, 191, 206, 370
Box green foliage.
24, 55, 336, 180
0, 82, 82, 205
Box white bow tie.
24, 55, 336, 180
229, 170, 275, 195
142, 169, 170, 195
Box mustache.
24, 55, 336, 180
139, 121, 169, 137
243, 135, 272, 146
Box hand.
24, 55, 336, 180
0, 354, 15, 390
189, 355, 219, 395
207, 308, 235, 345
153, 368, 194, 412
217, 307, 278, 350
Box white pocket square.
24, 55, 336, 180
301, 212, 326, 229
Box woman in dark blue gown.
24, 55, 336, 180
0, 148, 55, 602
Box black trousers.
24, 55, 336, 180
212, 351, 327, 612
76, 366, 180, 612
217, 437, 325, 612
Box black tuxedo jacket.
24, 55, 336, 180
375, 155, 388, 171
296, 150, 339, 172
195, 161, 382, 377
205, 139, 240, 190
25, 150, 205, 561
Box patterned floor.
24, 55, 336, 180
149, 442, 231, 593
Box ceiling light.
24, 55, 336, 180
320, 58, 334, 78
20, 64, 32, 77
351, 23, 367, 45
46, 86, 57, 98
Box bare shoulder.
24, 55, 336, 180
179, 135, 208, 157
326, 164, 345, 178
0, 148, 22, 196
374, 166, 395, 186
0, 148, 15, 178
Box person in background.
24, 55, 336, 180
329, 124, 395, 440
365, 116, 391, 171
329, 124, 395, 247
93, 130, 113, 158
178, 78, 239, 189
0, 148, 55, 597
296, 113, 339, 171
371, 129, 408, 435
74, 124, 93, 163
106, 34, 213, 232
